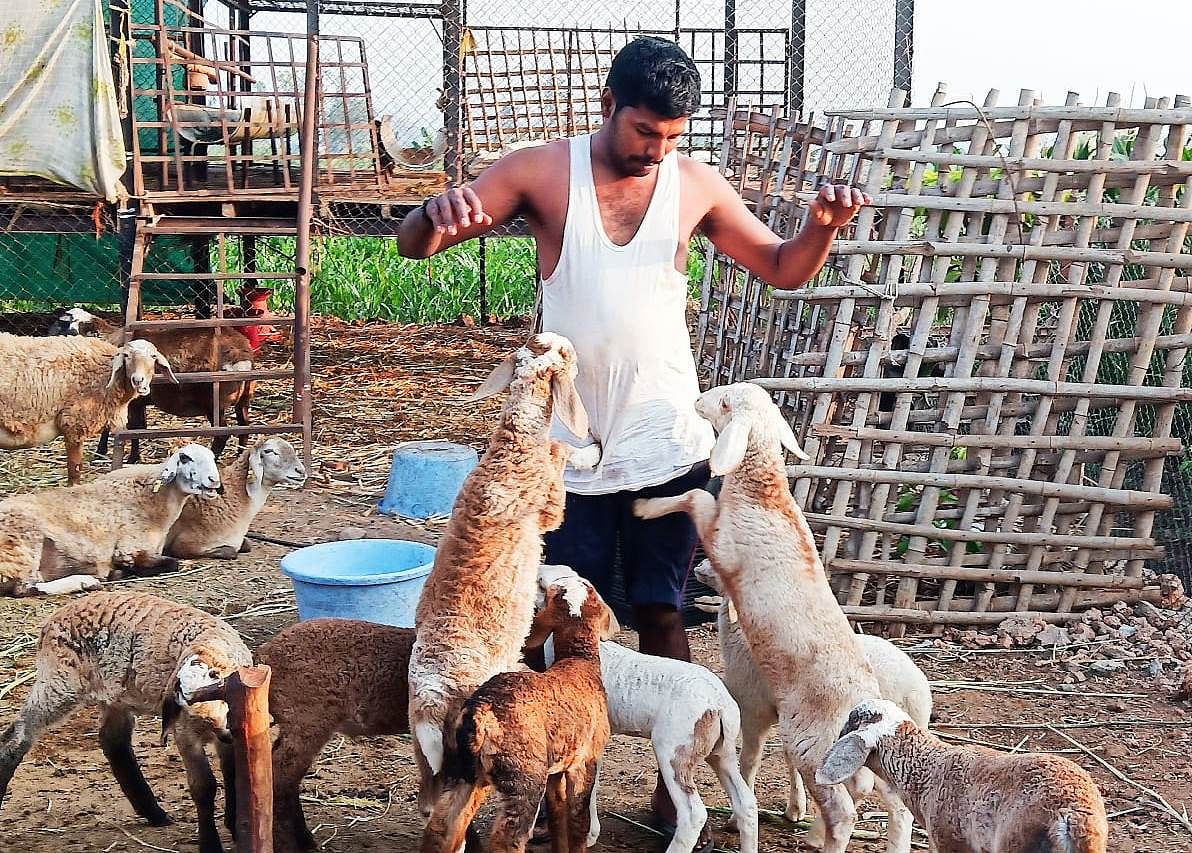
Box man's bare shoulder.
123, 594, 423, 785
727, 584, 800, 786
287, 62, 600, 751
495, 138, 569, 176
677, 153, 737, 210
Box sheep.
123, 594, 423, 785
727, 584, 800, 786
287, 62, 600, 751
422, 574, 617, 853
692, 557, 931, 832
52, 308, 256, 463
407, 332, 592, 821
633, 382, 912, 853
536, 566, 759, 853
102, 437, 306, 560
255, 618, 415, 853
0, 443, 223, 597
0, 591, 253, 853
0, 332, 176, 484
817, 699, 1109, 853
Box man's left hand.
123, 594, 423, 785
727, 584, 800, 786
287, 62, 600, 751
808, 184, 872, 229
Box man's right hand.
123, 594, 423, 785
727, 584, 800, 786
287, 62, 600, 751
422, 186, 494, 236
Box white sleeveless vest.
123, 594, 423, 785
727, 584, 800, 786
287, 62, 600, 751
540, 133, 714, 495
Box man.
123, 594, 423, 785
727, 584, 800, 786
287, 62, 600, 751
399, 35, 870, 848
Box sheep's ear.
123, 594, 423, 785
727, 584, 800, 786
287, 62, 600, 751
107, 350, 126, 389
154, 352, 180, 384
466, 352, 517, 402
247, 447, 265, 499
771, 406, 810, 461
709, 415, 751, 476
160, 682, 183, 746
815, 732, 872, 785
523, 601, 555, 649
550, 369, 589, 440
598, 601, 620, 640
154, 454, 181, 492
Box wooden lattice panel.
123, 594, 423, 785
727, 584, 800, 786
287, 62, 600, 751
699, 90, 1192, 631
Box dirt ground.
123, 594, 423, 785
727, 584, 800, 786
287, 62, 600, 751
1, 320, 1190, 853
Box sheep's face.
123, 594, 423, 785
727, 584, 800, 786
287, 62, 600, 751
164, 654, 233, 740
250, 438, 307, 491
692, 558, 723, 592
468, 332, 589, 439
48, 307, 98, 337
696, 383, 809, 475
527, 574, 619, 647
816, 699, 913, 786
157, 443, 222, 499
110, 339, 178, 396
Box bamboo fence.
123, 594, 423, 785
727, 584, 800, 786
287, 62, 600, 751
697, 87, 1192, 632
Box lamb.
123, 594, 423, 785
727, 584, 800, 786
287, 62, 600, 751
0, 591, 253, 853
817, 699, 1109, 853
0, 332, 176, 483
633, 382, 912, 853
422, 575, 617, 853
537, 566, 759, 853
102, 437, 306, 559
0, 443, 223, 596
692, 557, 931, 830
256, 618, 414, 853
408, 332, 592, 820
53, 308, 255, 463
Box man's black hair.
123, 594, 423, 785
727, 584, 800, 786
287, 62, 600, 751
605, 36, 701, 119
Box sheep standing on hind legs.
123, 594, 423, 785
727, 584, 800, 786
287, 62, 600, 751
692, 557, 932, 829
422, 577, 617, 853
634, 382, 913, 853
408, 332, 593, 824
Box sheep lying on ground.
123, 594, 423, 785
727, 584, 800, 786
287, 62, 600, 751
692, 557, 931, 827
0, 592, 252, 853
256, 618, 414, 853
408, 332, 592, 820
818, 699, 1109, 853
422, 576, 617, 853
0, 332, 176, 483
0, 443, 222, 596
53, 308, 256, 463
634, 383, 911, 853
537, 566, 759, 853
104, 437, 306, 559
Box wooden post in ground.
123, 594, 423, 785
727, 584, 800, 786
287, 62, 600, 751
191, 665, 274, 853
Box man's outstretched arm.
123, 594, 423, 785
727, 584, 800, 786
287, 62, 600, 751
398, 148, 534, 259
697, 165, 870, 291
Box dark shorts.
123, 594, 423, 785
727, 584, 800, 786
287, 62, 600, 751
542, 460, 711, 611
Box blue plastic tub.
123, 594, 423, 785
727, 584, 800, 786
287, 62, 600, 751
377, 440, 479, 520
280, 538, 437, 628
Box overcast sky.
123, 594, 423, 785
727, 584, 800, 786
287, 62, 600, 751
912, 0, 1191, 107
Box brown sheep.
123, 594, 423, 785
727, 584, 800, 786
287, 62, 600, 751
818, 699, 1109, 853
53, 308, 255, 462
421, 578, 617, 853
255, 619, 414, 853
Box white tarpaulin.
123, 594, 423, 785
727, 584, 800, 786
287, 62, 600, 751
0, 0, 127, 201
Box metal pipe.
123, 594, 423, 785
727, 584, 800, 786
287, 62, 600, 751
294, 0, 319, 473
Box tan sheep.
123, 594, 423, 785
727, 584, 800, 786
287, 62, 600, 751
53, 308, 256, 463
0, 333, 176, 483
0, 443, 223, 596
0, 591, 252, 853
256, 618, 414, 853
103, 437, 307, 559
818, 699, 1109, 853
408, 332, 591, 821
422, 578, 617, 853
634, 383, 909, 853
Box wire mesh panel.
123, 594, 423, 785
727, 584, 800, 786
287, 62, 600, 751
699, 92, 1192, 631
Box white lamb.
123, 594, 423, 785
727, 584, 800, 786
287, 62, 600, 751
537, 565, 759, 853
692, 558, 931, 830
634, 382, 912, 853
